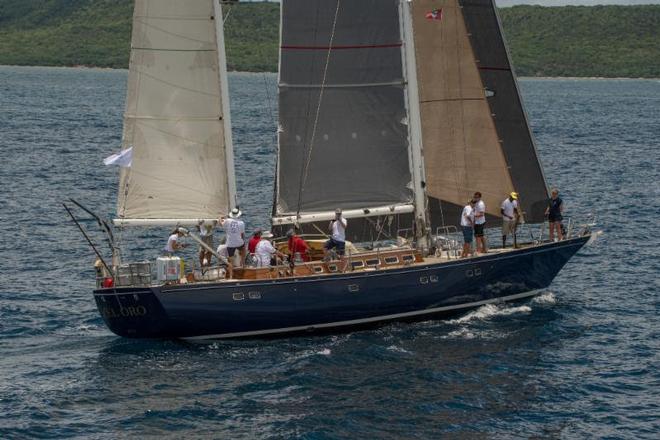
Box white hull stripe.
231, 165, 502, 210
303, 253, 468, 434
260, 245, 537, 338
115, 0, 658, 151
182, 289, 541, 340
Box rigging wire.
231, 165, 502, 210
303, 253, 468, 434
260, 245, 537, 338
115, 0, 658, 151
295, 0, 342, 217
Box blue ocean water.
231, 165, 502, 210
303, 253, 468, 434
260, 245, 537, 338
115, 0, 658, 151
0, 65, 658, 439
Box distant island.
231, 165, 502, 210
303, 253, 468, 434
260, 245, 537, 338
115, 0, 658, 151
0, 1, 658, 78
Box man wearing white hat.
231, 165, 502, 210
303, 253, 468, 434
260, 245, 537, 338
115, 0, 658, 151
220, 207, 245, 278
255, 231, 285, 268
501, 192, 520, 248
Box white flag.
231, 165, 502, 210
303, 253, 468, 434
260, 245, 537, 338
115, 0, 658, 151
103, 147, 133, 167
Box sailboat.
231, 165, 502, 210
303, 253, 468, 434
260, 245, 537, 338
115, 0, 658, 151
81, 0, 596, 340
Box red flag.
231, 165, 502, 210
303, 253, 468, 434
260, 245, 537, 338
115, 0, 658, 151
425, 8, 443, 21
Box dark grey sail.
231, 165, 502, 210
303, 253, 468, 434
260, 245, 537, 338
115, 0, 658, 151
274, 0, 413, 218
411, 0, 548, 229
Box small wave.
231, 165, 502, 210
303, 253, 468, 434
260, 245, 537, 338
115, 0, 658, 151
386, 345, 412, 354
448, 303, 531, 325
316, 348, 331, 356
443, 328, 476, 339
532, 291, 557, 305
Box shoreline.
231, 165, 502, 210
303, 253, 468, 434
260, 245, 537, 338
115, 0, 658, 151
1, 64, 658, 80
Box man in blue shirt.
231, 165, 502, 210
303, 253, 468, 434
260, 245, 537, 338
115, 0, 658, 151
545, 189, 564, 241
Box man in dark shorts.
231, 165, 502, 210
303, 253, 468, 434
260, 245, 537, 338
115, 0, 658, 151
473, 191, 487, 253
324, 208, 347, 258
545, 188, 564, 241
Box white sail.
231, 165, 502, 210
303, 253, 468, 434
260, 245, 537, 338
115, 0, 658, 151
114, 0, 235, 226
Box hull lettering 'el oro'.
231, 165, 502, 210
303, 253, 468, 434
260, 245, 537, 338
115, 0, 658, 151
64, 0, 598, 340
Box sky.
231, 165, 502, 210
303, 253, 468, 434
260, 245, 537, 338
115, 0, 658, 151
497, 0, 659, 5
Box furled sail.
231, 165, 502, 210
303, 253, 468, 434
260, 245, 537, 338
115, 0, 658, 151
273, 0, 414, 226
411, 0, 548, 228
115, 0, 235, 226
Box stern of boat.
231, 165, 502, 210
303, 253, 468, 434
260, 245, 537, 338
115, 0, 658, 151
93, 286, 170, 338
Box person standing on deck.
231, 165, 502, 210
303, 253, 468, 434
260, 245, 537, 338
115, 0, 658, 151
220, 208, 245, 278
501, 192, 520, 248
545, 188, 564, 241
324, 208, 347, 257
473, 192, 487, 253
461, 200, 476, 258
197, 219, 217, 267
287, 229, 310, 262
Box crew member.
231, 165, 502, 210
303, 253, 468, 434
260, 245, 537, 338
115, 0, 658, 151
324, 208, 347, 257
248, 228, 262, 254
473, 191, 487, 253
220, 207, 245, 278
461, 199, 476, 258
287, 229, 310, 262
255, 231, 285, 268
163, 228, 186, 256
501, 192, 520, 248
545, 188, 564, 241
197, 219, 217, 267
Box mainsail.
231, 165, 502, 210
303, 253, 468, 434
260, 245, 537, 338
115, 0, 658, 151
115, 0, 235, 226
411, 0, 548, 228
273, 0, 415, 228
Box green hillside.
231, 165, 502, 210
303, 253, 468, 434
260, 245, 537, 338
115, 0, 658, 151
0, 1, 658, 77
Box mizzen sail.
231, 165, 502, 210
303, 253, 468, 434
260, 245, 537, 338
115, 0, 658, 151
115, 0, 235, 226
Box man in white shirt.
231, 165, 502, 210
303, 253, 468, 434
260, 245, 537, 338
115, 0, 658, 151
501, 192, 520, 248
324, 208, 348, 258
220, 208, 245, 278
163, 228, 186, 255
473, 191, 487, 253
460, 199, 476, 258
254, 231, 285, 268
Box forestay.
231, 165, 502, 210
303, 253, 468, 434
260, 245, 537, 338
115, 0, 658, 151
411, 0, 548, 228
115, 0, 235, 226
273, 0, 414, 224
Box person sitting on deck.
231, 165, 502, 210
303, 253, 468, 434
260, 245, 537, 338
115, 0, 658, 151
324, 208, 347, 258
545, 188, 564, 241
255, 231, 285, 268
460, 199, 476, 258
220, 208, 245, 278
501, 192, 520, 248
287, 229, 310, 263
163, 228, 186, 256
247, 228, 262, 255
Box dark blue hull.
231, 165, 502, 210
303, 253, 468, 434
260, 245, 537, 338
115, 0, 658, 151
93, 235, 590, 339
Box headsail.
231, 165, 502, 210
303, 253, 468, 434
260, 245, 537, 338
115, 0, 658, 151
115, 0, 235, 226
411, 0, 548, 228
273, 0, 414, 228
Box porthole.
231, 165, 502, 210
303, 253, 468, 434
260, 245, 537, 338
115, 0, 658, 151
248, 291, 261, 299
420, 276, 429, 284
328, 264, 338, 272
232, 292, 245, 301
348, 284, 359, 292
384, 256, 399, 264
466, 270, 474, 278
365, 259, 380, 267
313, 266, 324, 273
351, 261, 364, 269
430, 275, 439, 283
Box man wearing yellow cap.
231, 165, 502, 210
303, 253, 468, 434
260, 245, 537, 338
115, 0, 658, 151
501, 192, 520, 248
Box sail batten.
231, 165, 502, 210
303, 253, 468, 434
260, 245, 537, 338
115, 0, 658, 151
116, 0, 235, 223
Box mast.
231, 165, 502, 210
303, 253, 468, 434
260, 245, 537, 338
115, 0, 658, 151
214, 0, 237, 210
400, 0, 430, 249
